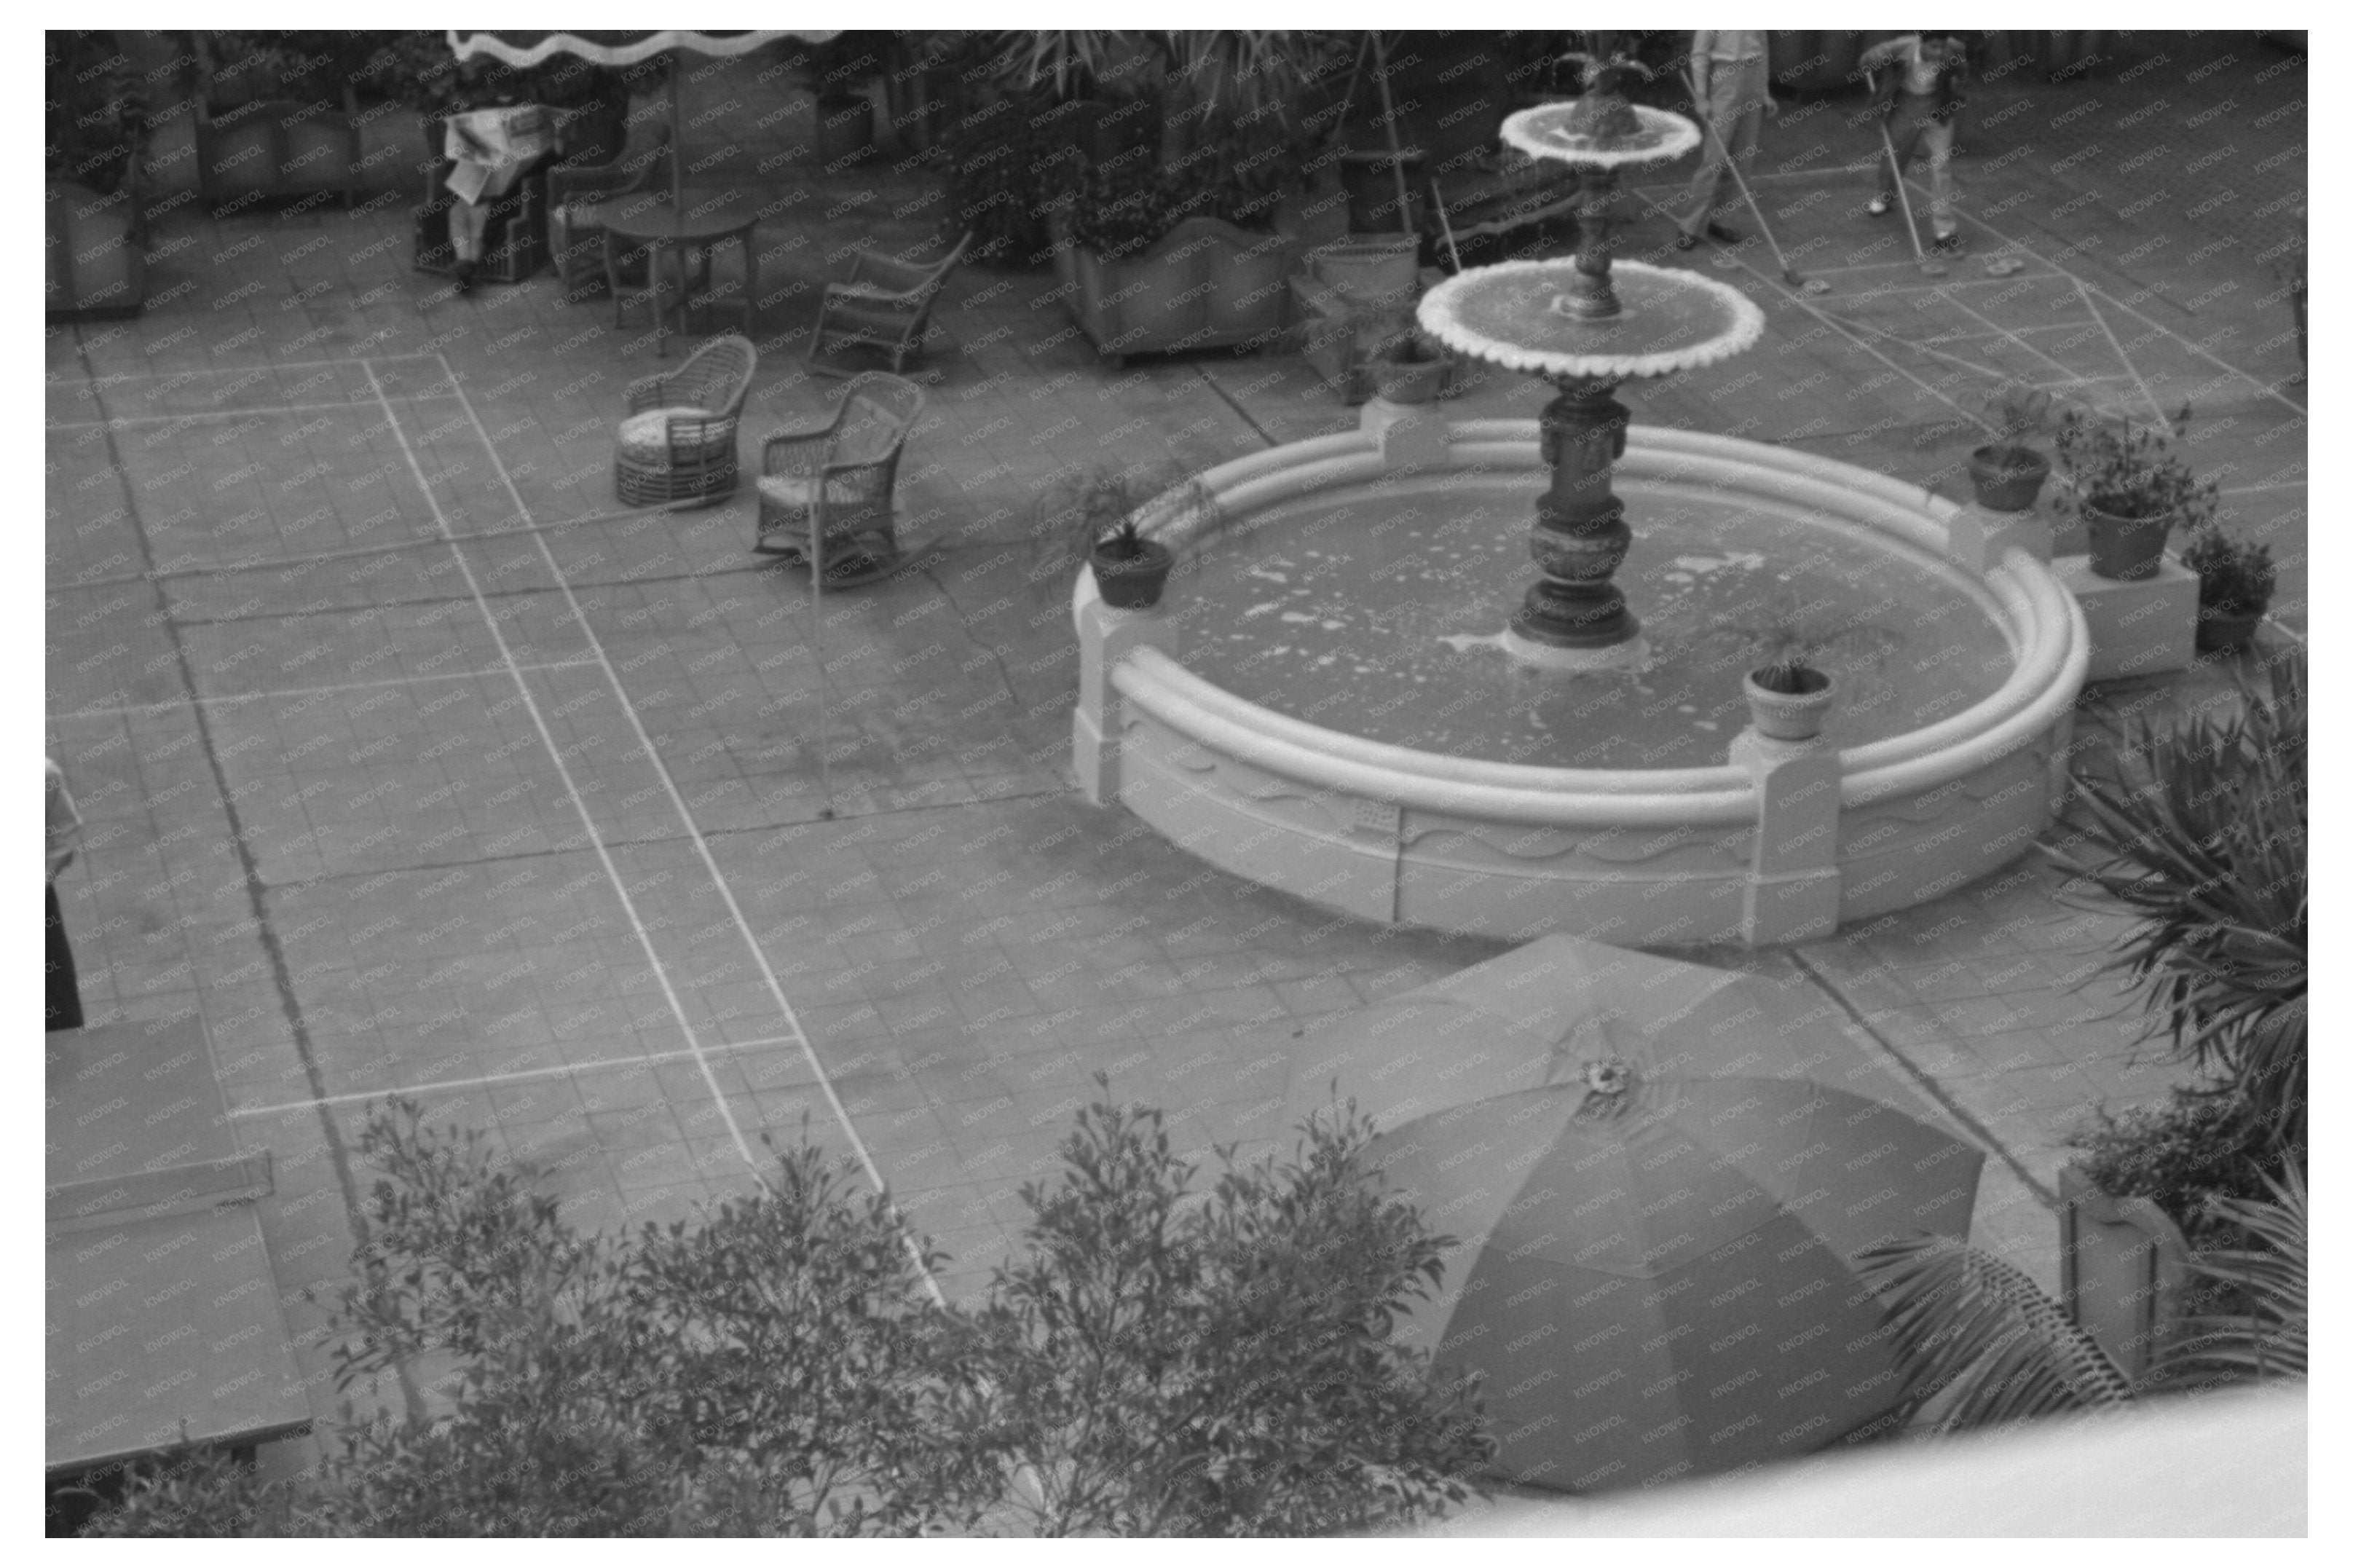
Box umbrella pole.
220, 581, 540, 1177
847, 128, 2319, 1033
811, 497, 833, 817
1369, 33, 1416, 240
669, 50, 685, 210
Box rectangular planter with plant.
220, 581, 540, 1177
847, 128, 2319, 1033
1051, 154, 1300, 366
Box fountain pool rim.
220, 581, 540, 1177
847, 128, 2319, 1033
1072, 419, 2092, 943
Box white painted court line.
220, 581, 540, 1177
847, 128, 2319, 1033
229, 1033, 811, 1119
366, 358, 763, 1178
58, 508, 652, 594
46, 352, 438, 385
1625, 189, 1985, 432
437, 352, 944, 1301
1940, 293, 2116, 394
2071, 275, 2169, 425
44, 397, 460, 432
50, 661, 602, 722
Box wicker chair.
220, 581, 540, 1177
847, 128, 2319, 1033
548, 122, 701, 298
806, 232, 972, 374
612, 335, 757, 509
755, 372, 927, 585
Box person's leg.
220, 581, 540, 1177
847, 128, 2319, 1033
1726, 54, 1768, 169
1676, 79, 1736, 236
1923, 116, 1957, 238
47, 883, 82, 1031
1877, 97, 1926, 208
449, 200, 486, 261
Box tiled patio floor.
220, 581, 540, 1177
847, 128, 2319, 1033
45, 42, 2302, 1449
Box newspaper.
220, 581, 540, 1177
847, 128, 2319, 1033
444, 105, 555, 207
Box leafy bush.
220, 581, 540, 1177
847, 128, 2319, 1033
1064, 155, 1217, 257
942, 93, 1095, 266
2180, 526, 2278, 613
1858, 1158, 2306, 1432
969, 1088, 1490, 1534
46, 31, 148, 194
2053, 403, 2220, 527
2046, 650, 2306, 1151
86, 1084, 1487, 1537
2067, 1089, 2279, 1249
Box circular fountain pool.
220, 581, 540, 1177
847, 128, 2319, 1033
1071, 417, 2089, 947
1178, 468, 2016, 769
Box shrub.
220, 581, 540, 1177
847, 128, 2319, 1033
2067, 1089, 2278, 1249
86, 1085, 1487, 1537
942, 92, 1098, 266
2052, 403, 2220, 527
2179, 526, 2278, 613
2046, 650, 2306, 1151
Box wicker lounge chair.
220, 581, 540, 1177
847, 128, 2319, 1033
612, 334, 757, 508
806, 233, 971, 374
755, 372, 927, 584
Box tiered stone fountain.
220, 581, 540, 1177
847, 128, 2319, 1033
1073, 75, 2088, 948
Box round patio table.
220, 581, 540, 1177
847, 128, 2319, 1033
587, 186, 760, 355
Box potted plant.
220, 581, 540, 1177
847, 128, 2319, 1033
1968, 381, 2054, 511
1370, 330, 1449, 406
1742, 653, 1836, 743
2180, 527, 2277, 654
2054, 403, 2220, 581
1712, 595, 1900, 744
1038, 463, 1218, 610
1089, 511, 1179, 610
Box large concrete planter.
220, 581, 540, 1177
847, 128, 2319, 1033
1053, 214, 1296, 366
46, 181, 145, 318
194, 91, 364, 211
2059, 1164, 2194, 1382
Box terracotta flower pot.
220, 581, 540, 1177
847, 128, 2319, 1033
1371, 352, 1446, 406
1967, 444, 2050, 512
1090, 540, 1175, 610
1743, 666, 1835, 742
2084, 503, 2174, 581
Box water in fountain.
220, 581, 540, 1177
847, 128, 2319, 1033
1172, 469, 2012, 769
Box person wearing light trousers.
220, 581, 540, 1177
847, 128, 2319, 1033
1860, 32, 1968, 252
1674, 30, 1776, 250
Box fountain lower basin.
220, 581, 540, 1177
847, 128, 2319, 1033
1072, 415, 2089, 947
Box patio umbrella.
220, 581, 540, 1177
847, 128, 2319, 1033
446, 31, 834, 211
1280, 937, 1986, 1492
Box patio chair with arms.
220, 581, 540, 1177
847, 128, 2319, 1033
612, 334, 757, 508
806, 232, 973, 374
548, 121, 702, 298
756, 372, 928, 585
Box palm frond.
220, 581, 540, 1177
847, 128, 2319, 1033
2045, 651, 2306, 1146
2159, 1163, 2307, 1384
1857, 1234, 2135, 1433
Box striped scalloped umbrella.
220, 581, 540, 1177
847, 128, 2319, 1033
447, 31, 835, 209
1282, 937, 1986, 1492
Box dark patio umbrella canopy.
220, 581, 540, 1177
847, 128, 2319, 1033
1280, 937, 1987, 1492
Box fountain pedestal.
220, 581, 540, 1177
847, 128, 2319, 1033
1513, 377, 1638, 653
